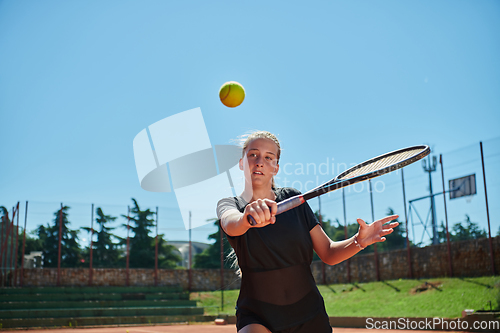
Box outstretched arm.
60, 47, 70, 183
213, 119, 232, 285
311, 215, 399, 266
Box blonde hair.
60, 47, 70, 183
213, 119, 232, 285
239, 130, 281, 189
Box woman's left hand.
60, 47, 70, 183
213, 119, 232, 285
356, 215, 399, 248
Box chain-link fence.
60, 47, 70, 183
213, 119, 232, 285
1, 137, 499, 286
309, 137, 499, 249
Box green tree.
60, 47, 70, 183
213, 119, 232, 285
82, 207, 121, 268
439, 215, 487, 242
17, 229, 44, 266
314, 211, 360, 258
451, 214, 487, 241
376, 208, 407, 252
38, 206, 82, 267
193, 219, 232, 269
315, 212, 359, 241
22, 230, 44, 254
437, 221, 450, 243
157, 236, 182, 269
122, 198, 181, 269
122, 199, 156, 268
314, 208, 408, 255
0, 206, 8, 224
0, 206, 15, 268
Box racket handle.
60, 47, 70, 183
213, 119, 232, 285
248, 215, 257, 226
277, 195, 305, 214
247, 195, 305, 226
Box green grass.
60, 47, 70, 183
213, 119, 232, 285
191, 276, 500, 318
191, 289, 240, 315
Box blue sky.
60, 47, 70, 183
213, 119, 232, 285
1, 0, 499, 245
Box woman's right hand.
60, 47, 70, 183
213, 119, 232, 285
243, 199, 277, 227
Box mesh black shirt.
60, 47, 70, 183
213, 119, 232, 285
216, 187, 325, 331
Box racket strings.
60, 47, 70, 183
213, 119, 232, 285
338, 148, 424, 180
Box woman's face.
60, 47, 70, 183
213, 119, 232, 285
240, 138, 280, 188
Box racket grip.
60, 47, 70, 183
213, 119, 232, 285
248, 215, 257, 226
276, 196, 305, 214
247, 195, 305, 226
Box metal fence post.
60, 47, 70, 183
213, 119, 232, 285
369, 180, 380, 281
342, 189, 351, 283
14, 202, 20, 286
440, 155, 453, 277
20, 201, 28, 286
126, 206, 130, 286
480, 141, 495, 275
401, 169, 413, 278
89, 204, 94, 286
155, 206, 158, 286
57, 203, 63, 286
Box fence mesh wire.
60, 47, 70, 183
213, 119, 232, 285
1, 138, 499, 278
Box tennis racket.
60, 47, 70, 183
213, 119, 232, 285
248, 145, 430, 225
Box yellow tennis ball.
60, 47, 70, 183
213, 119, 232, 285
219, 81, 245, 108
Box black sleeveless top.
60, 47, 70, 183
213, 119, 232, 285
216, 187, 324, 331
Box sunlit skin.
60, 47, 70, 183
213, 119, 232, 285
220, 137, 399, 333
239, 138, 279, 227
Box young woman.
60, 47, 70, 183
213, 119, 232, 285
217, 131, 399, 333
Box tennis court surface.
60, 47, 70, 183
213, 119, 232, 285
14, 324, 465, 333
